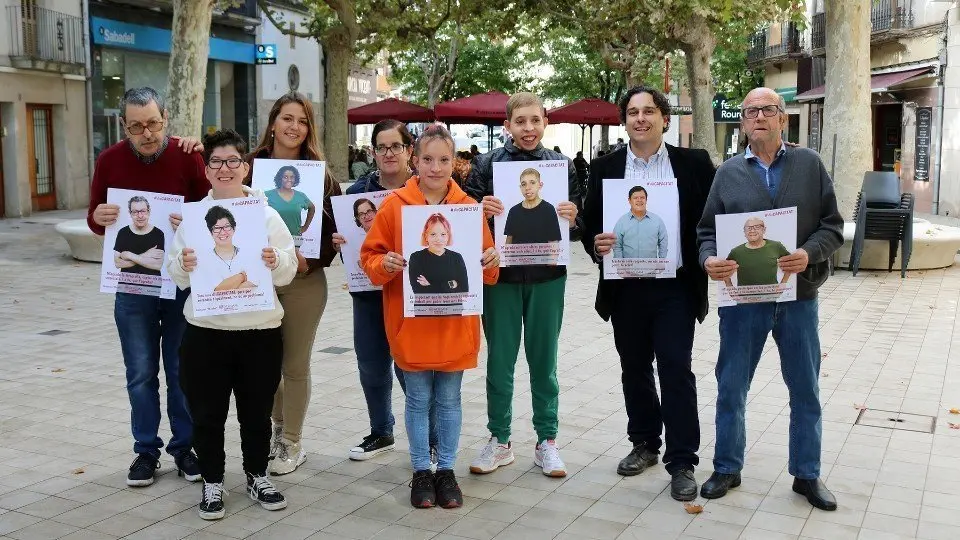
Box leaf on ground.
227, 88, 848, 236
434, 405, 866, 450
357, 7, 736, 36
51, 368, 65, 373
949, 408, 959, 415
683, 503, 703, 514
71, 467, 84, 474
854, 403, 867, 410
821, 353, 828, 358
822, 373, 829, 378
948, 423, 960, 430
341, 284, 348, 290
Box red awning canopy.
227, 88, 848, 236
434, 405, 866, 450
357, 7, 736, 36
795, 66, 935, 101
347, 98, 435, 124
547, 98, 621, 126
434, 91, 510, 124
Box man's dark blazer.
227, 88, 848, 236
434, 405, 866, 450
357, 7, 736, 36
581, 144, 716, 323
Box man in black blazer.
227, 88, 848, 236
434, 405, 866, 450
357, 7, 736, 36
582, 86, 715, 501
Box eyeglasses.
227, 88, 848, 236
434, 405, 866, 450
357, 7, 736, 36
208, 158, 244, 170
124, 120, 164, 135
212, 225, 234, 234
745, 224, 765, 231
357, 209, 376, 219
742, 105, 782, 119
375, 143, 408, 156
130, 209, 149, 216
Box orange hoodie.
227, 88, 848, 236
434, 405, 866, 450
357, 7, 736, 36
360, 177, 498, 372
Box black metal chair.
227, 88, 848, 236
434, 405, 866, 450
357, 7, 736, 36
849, 171, 914, 278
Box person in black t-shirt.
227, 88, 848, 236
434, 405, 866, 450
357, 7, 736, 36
114, 196, 165, 284
409, 213, 469, 305
503, 168, 562, 248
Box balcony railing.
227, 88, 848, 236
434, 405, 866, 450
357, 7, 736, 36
871, 0, 914, 32
747, 23, 804, 64
6, 5, 85, 70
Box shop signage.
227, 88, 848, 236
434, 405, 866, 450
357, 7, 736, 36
348, 65, 376, 106
255, 44, 277, 65
915, 107, 932, 182
713, 94, 741, 123
91, 17, 255, 64
809, 108, 821, 152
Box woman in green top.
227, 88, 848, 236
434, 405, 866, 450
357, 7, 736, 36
266, 165, 316, 237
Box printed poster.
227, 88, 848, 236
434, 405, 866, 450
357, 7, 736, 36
250, 158, 326, 258
331, 190, 394, 292
493, 160, 570, 266
100, 188, 182, 299
180, 197, 276, 317
602, 178, 680, 279
401, 204, 483, 317
716, 207, 798, 307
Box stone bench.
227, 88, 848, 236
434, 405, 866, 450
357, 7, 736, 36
55, 219, 103, 263
834, 218, 960, 271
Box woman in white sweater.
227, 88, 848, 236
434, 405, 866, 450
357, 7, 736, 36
167, 129, 296, 521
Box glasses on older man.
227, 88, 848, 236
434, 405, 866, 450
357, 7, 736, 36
124, 120, 165, 135
742, 105, 782, 119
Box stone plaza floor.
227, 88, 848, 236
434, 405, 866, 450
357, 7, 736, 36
2, 210, 960, 540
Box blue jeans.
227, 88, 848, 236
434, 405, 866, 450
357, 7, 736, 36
713, 299, 822, 480
353, 293, 437, 445
114, 289, 193, 459
403, 369, 463, 471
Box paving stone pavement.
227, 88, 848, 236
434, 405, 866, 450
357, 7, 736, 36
2, 210, 960, 540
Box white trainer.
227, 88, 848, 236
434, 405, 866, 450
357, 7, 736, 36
268, 438, 306, 476
534, 439, 567, 477
268, 423, 283, 459
469, 436, 514, 474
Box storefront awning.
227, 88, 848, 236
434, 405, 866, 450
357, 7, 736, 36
795, 66, 935, 102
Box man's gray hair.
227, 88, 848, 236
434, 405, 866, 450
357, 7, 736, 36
120, 87, 165, 119
128, 195, 150, 212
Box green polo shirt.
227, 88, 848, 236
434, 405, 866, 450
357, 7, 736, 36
727, 240, 790, 286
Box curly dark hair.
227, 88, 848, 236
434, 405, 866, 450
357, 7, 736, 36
204, 205, 236, 232
618, 86, 671, 133
273, 165, 301, 189
202, 129, 247, 164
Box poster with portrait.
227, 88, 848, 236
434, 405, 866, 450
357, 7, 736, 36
401, 204, 483, 317
492, 160, 570, 266
715, 207, 798, 307
250, 158, 326, 258
100, 189, 183, 299
601, 178, 680, 279
180, 197, 276, 317
331, 190, 394, 292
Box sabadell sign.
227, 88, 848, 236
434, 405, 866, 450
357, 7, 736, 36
713, 94, 742, 123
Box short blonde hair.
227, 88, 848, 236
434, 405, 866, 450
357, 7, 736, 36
519, 168, 541, 182
506, 92, 545, 121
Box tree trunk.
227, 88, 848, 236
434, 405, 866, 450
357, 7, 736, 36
680, 35, 720, 164
166, 0, 215, 137
600, 125, 610, 151
821, 0, 872, 219
323, 28, 353, 182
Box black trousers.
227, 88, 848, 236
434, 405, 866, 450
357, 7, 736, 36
179, 324, 282, 482
610, 278, 700, 474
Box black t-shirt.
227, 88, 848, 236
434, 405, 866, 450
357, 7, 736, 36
503, 200, 562, 244
113, 225, 165, 276
408, 248, 469, 295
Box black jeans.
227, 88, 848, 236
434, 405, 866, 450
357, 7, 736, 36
610, 278, 700, 474
179, 324, 282, 482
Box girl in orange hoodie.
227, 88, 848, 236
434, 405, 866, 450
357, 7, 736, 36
361, 124, 499, 509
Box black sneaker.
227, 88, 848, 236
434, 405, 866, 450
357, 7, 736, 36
126, 453, 160, 487
434, 469, 463, 509
175, 450, 202, 482
409, 469, 436, 508
348, 434, 395, 461
246, 472, 287, 511
198, 481, 226, 520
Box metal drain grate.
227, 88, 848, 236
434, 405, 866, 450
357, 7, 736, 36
855, 408, 936, 433
38, 329, 69, 336
320, 346, 352, 354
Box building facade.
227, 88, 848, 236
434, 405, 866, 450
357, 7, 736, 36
0, 0, 90, 217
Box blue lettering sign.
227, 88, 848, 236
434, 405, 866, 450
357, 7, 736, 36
91, 17, 254, 64
255, 44, 277, 65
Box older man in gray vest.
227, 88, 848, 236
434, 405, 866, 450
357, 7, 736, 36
697, 87, 844, 510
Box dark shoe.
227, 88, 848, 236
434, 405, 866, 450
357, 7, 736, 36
349, 434, 395, 461
126, 454, 160, 487
198, 481, 226, 520
700, 472, 741, 499
410, 469, 435, 508
792, 478, 837, 511
434, 469, 463, 509
246, 472, 287, 511
174, 450, 202, 482
670, 468, 698, 501
617, 444, 658, 476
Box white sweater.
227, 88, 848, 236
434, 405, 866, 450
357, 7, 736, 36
167, 186, 297, 330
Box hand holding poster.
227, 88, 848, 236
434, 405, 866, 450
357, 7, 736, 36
493, 160, 570, 266
331, 190, 394, 292
180, 197, 276, 317
715, 207, 798, 307
601, 178, 680, 279
250, 158, 326, 258
402, 204, 483, 317
100, 189, 183, 299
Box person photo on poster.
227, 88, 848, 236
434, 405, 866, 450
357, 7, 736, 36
115, 195, 165, 279
503, 168, 562, 256
330, 189, 393, 292
251, 158, 326, 258
408, 212, 469, 301
492, 160, 571, 266
205, 205, 258, 291
612, 186, 668, 259
601, 178, 680, 279
714, 208, 798, 306
265, 165, 315, 237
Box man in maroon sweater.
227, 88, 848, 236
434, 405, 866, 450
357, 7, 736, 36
87, 87, 208, 487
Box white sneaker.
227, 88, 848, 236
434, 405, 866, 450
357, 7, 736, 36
268, 423, 283, 459
469, 436, 514, 474
534, 439, 567, 477
268, 438, 306, 476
